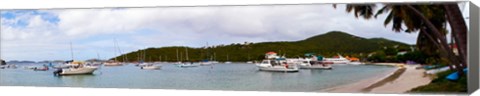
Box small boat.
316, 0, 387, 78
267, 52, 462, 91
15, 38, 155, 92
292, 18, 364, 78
34, 67, 49, 71
293, 53, 332, 69
323, 54, 351, 64
224, 61, 232, 64
103, 62, 123, 66
0, 64, 17, 69
256, 59, 299, 72
298, 60, 333, 69
140, 65, 161, 70
200, 62, 213, 66
246, 61, 253, 64
347, 62, 364, 65
176, 63, 200, 68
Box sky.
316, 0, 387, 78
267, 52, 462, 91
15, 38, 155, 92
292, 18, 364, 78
0, 3, 470, 62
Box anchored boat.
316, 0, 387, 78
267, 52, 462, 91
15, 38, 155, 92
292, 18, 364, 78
256, 59, 299, 72
297, 59, 333, 69
53, 61, 98, 76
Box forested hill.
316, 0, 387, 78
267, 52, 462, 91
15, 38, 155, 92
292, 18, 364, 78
113, 31, 411, 62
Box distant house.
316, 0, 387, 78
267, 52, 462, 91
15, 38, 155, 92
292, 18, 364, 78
265, 52, 279, 59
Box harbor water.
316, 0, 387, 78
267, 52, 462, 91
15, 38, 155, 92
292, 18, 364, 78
0, 63, 396, 92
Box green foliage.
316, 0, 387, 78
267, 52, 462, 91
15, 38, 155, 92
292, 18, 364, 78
113, 31, 410, 62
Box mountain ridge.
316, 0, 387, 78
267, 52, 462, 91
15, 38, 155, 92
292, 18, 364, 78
115, 31, 411, 62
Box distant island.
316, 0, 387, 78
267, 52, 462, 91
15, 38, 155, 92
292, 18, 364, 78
6, 60, 36, 64
114, 31, 412, 62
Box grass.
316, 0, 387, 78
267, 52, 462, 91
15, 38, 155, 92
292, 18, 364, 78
408, 70, 467, 93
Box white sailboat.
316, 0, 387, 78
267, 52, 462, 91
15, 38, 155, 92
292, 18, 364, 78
140, 47, 161, 70
104, 38, 123, 66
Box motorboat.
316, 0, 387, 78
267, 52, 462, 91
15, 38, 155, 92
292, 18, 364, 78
200, 62, 213, 66
140, 64, 161, 70
0, 64, 17, 69
256, 59, 299, 72
322, 55, 351, 64
34, 66, 49, 71
297, 59, 333, 69
53, 61, 98, 76
348, 62, 364, 65
103, 62, 123, 66
176, 63, 200, 68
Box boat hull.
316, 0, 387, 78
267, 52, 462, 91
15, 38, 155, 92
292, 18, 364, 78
177, 64, 200, 68
257, 66, 299, 72
141, 66, 161, 70
59, 66, 97, 76
299, 64, 333, 69
104, 62, 123, 66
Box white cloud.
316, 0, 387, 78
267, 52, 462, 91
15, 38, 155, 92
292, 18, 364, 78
1, 4, 430, 61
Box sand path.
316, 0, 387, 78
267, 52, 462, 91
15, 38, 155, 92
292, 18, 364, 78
320, 64, 432, 93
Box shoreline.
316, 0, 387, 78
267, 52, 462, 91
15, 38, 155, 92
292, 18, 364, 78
318, 63, 432, 93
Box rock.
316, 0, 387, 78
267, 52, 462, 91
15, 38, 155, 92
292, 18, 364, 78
1, 59, 6, 65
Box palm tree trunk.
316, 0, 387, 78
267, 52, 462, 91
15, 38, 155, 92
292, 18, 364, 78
405, 5, 464, 76
444, 3, 468, 68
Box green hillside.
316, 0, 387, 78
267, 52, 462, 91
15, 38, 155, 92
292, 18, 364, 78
113, 31, 411, 62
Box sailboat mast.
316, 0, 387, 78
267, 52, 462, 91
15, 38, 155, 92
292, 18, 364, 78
143, 48, 146, 62
70, 42, 74, 60
176, 48, 179, 62
185, 47, 189, 61
96, 50, 100, 60
113, 38, 118, 62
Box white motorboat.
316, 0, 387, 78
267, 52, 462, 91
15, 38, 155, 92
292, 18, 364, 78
256, 59, 299, 72
176, 63, 200, 68
104, 62, 123, 66
323, 55, 351, 64
54, 66, 98, 76
200, 62, 213, 66
348, 62, 364, 65
297, 59, 333, 69
140, 65, 161, 70
53, 61, 99, 76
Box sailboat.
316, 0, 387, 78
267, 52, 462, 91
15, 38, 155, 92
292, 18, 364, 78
104, 38, 123, 66
224, 54, 232, 64
176, 47, 200, 68
53, 42, 98, 76
140, 47, 161, 70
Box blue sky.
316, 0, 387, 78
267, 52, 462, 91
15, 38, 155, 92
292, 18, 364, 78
0, 4, 469, 62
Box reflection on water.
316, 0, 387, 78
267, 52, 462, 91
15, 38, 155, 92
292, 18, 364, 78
1, 63, 395, 92
56, 75, 96, 87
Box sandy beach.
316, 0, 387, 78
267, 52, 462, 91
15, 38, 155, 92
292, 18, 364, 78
320, 63, 432, 93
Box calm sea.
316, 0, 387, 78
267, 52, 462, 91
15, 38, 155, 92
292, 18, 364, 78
0, 63, 395, 92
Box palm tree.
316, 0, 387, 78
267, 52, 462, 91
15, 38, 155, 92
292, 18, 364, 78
335, 3, 467, 76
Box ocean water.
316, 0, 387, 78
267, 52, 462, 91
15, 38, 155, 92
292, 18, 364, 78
0, 63, 395, 92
